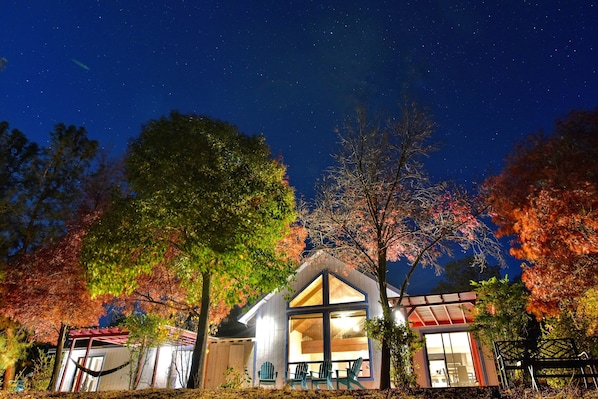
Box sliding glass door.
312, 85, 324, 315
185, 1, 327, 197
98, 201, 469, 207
425, 332, 478, 387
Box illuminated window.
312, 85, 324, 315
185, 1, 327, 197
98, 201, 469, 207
330, 310, 368, 367
425, 332, 478, 387
287, 272, 370, 377
290, 275, 323, 307
289, 313, 324, 364
329, 274, 366, 304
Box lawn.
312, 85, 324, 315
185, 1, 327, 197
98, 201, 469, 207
1, 387, 598, 399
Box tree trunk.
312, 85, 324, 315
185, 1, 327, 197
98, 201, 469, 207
380, 340, 392, 390
377, 249, 392, 390
133, 346, 146, 390
47, 323, 68, 391
186, 271, 211, 389
2, 327, 16, 391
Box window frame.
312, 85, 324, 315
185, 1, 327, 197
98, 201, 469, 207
286, 270, 372, 378
423, 330, 482, 387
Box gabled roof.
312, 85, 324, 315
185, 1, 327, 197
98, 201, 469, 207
238, 250, 401, 325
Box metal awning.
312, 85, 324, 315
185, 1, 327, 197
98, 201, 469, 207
390, 292, 476, 328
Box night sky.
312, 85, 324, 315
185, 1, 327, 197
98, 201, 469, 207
2, 1, 597, 293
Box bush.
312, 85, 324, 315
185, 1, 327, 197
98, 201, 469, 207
365, 317, 424, 388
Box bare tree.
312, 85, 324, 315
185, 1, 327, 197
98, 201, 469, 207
303, 102, 503, 389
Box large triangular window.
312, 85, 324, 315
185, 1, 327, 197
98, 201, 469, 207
287, 271, 370, 378
289, 275, 324, 307
289, 272, 365, 308
329, 274, 366, 304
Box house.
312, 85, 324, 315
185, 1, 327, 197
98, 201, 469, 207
238, 250, 499, 388
394, 293, 499, 387
56, 251, 499, 391
237, 250, 398, 389
55, 326, 253, 391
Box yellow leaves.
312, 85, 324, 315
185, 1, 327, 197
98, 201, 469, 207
576, 288, 598, 335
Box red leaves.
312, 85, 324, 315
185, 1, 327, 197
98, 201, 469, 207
484, 108, 598, 318
0, 211, 108, 344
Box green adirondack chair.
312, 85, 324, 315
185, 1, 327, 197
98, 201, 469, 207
310, 360, 333, 389
336, 357, 366, 389
286, 362, 309, 390
258, 361, 277, 387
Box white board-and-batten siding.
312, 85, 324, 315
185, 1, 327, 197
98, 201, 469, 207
58, 343, 193, 392
58, 346, 131, 391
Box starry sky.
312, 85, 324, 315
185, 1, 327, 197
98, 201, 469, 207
2, 1, 597, 294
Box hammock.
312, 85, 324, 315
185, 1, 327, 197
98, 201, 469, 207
71, 358, 130, 377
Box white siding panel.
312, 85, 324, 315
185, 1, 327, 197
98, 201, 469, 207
254, 290, 287, 387
152, 346, 174, 388
59, 346, 132, 392
96, 346, 132, 390
61, 344, 193, 392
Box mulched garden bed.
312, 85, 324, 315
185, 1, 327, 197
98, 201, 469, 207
1, 387, 597, 399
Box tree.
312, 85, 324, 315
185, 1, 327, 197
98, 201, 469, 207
0, 123, 38, 260
83, 112, 303, 388
122, 313, 171, 389
365, 316, 424, 388
469, 276, 533, 350
0, 209, 110, 390
0, 122, 99, 389
303, 102, 503, 389
484, 109, 598, 318
431, 256, 501, 294
8, 123, 98, 257
542, 300, 598, 358
0, 154, 121, 390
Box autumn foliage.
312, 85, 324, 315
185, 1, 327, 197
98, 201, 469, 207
0, 210, 108, 344
305, 103, 503, 389
484, 109, 598, 317
83, 113, 303, 388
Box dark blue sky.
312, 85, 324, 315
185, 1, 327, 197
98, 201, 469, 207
2, 1, 597, 293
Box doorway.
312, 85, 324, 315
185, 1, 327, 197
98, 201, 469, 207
424, 332, 477, 387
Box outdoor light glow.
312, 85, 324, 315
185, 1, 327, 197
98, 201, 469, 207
394, 309, 405, 324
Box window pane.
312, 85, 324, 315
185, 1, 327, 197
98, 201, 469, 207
329, 274, 365, 304
425, 332, 477, 387
290, 276, 323, 307
288, 313, 324, 365
329, 310, 369, 376
73, 356, 104, 392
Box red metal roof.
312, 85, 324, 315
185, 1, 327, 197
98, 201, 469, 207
391, 292, 477, 328
68, 326, 197, 347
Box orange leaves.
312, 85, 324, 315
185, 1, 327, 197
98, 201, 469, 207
277, 224, 308, 263
485, 108, 598, 318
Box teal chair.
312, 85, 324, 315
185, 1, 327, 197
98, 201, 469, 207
258, 361, 277, 387
310, 360, 333, 389
336, 357, 366, 389
286, 362, 308, 389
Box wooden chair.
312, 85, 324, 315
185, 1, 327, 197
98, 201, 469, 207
310, 360, 333, 389
336, 357, 366, 389
258, 361, 277, 387
286, 362, 309, 390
